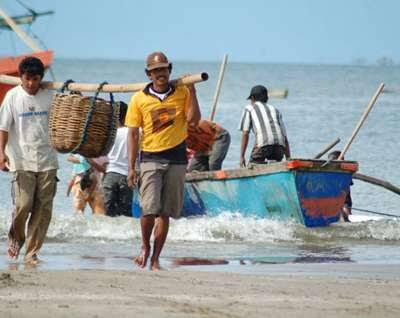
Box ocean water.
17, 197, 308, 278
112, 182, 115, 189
0, 59, 399, 271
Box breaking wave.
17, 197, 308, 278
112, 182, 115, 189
1, 210, 399, 243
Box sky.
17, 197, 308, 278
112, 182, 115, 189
1, 0, 399, 64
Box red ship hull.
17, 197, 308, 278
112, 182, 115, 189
0, 49, 53, 104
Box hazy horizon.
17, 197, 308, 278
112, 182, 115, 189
51, 57, 398, 67
1, 0, 399, 65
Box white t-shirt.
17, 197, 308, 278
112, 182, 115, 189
0, 85, 58, 172
106, 126, 129, 175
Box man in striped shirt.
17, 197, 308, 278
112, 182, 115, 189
239, 85, 290, 167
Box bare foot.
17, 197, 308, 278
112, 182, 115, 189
7, 240, 20, 260
134, 246, 150, 268
24, 256, 41, 265
7, 249, 18, 260
151, 258, 162, 271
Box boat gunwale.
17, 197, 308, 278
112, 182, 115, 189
186, 158, 358, 182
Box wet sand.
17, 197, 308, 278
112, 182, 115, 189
1, 264, 400, 318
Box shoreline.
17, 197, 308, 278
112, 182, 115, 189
1, 266, 400, 317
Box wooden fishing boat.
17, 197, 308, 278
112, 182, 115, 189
132, 159, 358, 227
0, 5, 54, 104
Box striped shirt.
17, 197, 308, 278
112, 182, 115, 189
238, 102, 287, 147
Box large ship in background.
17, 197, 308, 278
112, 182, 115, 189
0, 2, 54, 103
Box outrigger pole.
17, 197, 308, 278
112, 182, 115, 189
209, 54, 228, 121
338, 83, 385, 160
322, 83, 385, 167
353, 173, 400, 196
313, 137, 341, 159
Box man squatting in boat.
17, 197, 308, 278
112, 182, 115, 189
186, 119, 231, 172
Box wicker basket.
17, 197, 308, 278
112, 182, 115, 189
48, 85, 120, 158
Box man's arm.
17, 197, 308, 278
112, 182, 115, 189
278, 111, 290, 159
127, 127, 140, 187
87, 158, 106, 173
0, 130, 9, 171
284, 137, 291, 159
186, 85, 201, 126
240, 131, 249, 167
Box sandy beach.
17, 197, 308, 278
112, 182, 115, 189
1, 264, 400, 318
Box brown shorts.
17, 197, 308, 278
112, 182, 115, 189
139, 162, 186, 218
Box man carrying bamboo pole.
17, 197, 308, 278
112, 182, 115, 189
239, 85, 290, 167
126, 52, 201, 271
0, 57, 58, 264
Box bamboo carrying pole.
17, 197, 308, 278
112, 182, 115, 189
209, 54, 228, 121
268, 89, 289, 98
0, 73, 209, 93
0, 7, 41, 52
313, 137, 341, 159
338, 83, 385, 160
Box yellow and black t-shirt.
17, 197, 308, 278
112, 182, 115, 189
125, 83, 190, 163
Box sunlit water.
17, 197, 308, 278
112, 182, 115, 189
0, 59, 399, 271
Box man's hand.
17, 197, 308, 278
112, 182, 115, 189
0, 153, 9, 171
127, 169, 138, 188
240, 157, 246, 168
186, 83, 196, 93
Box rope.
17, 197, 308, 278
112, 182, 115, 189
60, 79, 74, 93
72, 81, 110, 155
16, 0, 37, 18
101, 95, 119, 155
352, 207, 400, 218
29, 28, 49, 49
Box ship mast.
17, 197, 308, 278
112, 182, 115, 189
0, 7, 41, 52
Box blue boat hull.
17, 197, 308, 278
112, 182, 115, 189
132, 159, 357, 227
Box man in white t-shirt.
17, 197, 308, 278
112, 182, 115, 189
0, 57, 58, 264
103, 102, 132, 217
